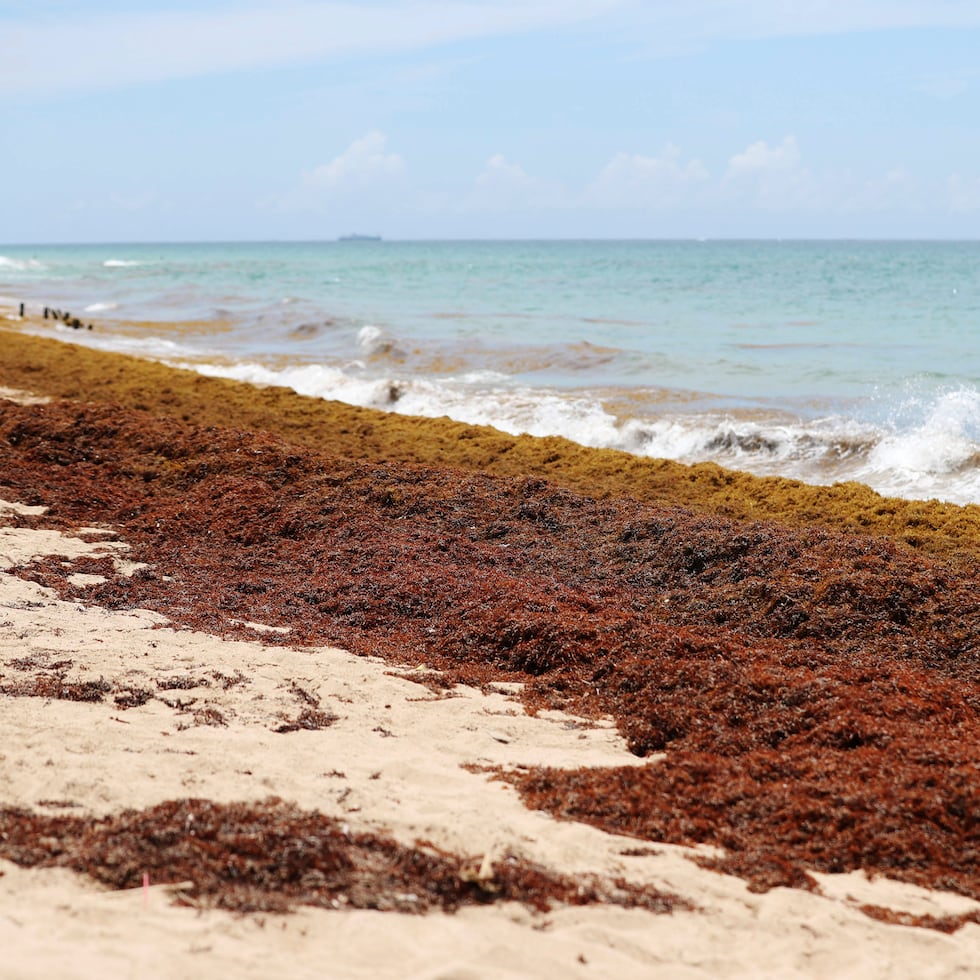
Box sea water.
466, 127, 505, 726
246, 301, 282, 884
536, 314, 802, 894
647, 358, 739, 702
2, 240, 979, 504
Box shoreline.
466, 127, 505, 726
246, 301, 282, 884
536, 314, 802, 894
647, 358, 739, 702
2, 324, 979, 563
2, 331, 980, 974
5, 239, 980, 509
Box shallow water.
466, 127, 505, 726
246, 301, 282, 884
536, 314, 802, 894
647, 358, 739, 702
2, 239, 979, 503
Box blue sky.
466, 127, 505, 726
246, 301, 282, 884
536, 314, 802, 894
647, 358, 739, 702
2, 1, 979, 241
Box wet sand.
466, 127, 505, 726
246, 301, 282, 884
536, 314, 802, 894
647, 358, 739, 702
1, 324, 979, 976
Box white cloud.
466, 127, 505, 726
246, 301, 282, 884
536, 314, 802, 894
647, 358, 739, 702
9, 1, 978, 102
586, 144, 709, 208
270, 131, 407, 218
475, 154, 531, 190
283, 133, 980, 232
726, 136, 801, 178
463, 154, 565, 211
746, 0, 980, 35
0, 1, 619, 99
303, 132, 405, 191
719, 136, 820, 212
619, 1, 980, 53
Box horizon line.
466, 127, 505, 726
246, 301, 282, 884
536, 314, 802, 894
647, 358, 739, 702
5, 236, 980, 248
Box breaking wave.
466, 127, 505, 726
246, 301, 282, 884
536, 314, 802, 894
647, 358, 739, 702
180, 360, 980, 506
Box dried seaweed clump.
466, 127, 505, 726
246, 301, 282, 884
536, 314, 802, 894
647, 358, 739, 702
0, 798, 683, 915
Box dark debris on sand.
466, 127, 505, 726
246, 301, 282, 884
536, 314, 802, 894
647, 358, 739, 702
0, 797, 683, 915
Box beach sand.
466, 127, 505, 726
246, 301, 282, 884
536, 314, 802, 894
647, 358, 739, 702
2, 326, 980, 977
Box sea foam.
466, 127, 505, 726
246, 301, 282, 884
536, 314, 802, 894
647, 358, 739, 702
45, 327, 207, 361
861, 387, 980, 500
0, 256, 45, 270
180, 359, 980, 506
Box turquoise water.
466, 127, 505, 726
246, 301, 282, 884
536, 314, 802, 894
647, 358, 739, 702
2, 240, 979, 503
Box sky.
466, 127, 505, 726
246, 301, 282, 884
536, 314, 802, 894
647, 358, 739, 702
2, 1, 980, 242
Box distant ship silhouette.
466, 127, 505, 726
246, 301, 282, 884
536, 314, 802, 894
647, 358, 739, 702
338, 233, 382, 242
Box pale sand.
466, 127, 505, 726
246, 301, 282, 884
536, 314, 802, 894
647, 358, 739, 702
2, 499, 979, 978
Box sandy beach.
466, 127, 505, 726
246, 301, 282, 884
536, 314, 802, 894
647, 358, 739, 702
2, 325, 980, 977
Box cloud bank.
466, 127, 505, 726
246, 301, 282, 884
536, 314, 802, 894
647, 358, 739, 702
0, 1, 617, 99
284, 131, 980, 232
6, 1, 980, 101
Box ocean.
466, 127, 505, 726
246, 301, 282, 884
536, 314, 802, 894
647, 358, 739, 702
2, 239, 979, 505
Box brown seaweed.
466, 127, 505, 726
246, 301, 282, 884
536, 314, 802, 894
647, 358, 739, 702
1, 396, 979, 915
0, 797, 683, 915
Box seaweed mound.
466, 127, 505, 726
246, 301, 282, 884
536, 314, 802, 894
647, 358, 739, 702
2, 395, 978, 908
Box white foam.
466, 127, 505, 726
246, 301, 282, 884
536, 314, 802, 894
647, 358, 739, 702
83, 301, 119, 313
178, 359, 980, 507
0, 256, 45, 270
357, 324, 391, 354
857, 387, 980, 502
624, 417, 723, 460
47, 328, 206, 360
455, 370, 511, 384
638, 390, 980, 505
869, 388, 980, 474
103, 259, 144, 268
185, 361, 396, 408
